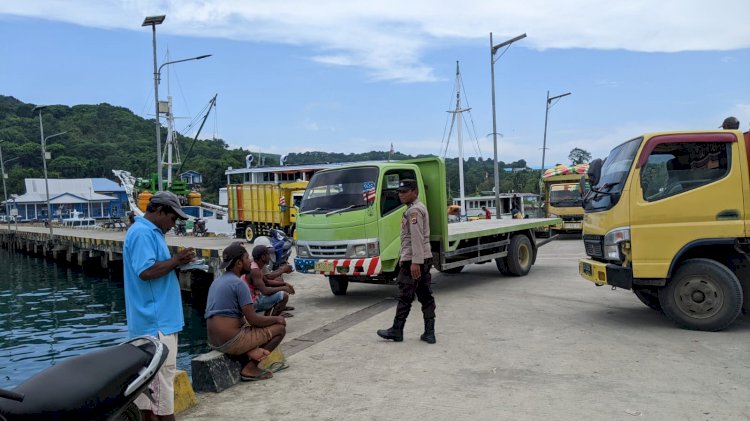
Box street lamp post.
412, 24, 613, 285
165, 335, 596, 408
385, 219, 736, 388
143, 15, 211, 193
33, 104, 67, 239
0, 140, 8, 221
143, 15, 166, 192
541, 91, 572, 174
490, 32, 526, 219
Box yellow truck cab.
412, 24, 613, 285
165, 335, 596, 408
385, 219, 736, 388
542, 168, 588, 234
579, 130, 749, 331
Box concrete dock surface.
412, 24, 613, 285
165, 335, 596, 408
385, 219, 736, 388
180, 238, 750, 420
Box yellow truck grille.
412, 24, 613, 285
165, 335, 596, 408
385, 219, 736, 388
583, 234, 604, 258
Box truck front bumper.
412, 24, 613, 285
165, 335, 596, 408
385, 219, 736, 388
579, 258, 633, 290
294, 256, 382, 276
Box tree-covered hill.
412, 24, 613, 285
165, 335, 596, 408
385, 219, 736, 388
0, 95, 543, 204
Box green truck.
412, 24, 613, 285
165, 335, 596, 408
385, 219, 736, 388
293, 157, 560, 295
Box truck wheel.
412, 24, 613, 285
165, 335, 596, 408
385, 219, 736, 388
634, 288, 662, 311
438, 266, 464, 274
495, 257, 511, 275
506, 235, 533, 276
658, 258, 743, 331
329, 276, 349, 296
245, 225, 256, 243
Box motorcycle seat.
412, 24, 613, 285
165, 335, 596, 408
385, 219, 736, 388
1, 343, 151, 420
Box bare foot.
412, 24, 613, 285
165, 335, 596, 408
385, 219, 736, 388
248, 348, 270, 361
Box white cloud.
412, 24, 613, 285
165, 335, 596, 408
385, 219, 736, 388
2, 0, 749, 83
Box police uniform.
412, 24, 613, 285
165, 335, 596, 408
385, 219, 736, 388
395, 197, 436, 320
377, 179, 437, 344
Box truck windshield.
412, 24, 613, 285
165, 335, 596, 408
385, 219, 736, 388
301, 167, 379, 213
550, 189, 582, 207
584, 137, 642, 212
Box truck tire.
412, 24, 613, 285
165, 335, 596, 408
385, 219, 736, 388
245, 225, 256, 243
634, 288, 662, 311
116, 402, 142, 421
495, 257, 511, 275
329, 276, 349, 296
658, 258, 743, 331
506, 234, 533, 276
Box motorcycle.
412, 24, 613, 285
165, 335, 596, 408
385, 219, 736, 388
0, 336, 167, 421
255, 228, 293, 271
193, 218, 207, 237
173, 219, 187, 236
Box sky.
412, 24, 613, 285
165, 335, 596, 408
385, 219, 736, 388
1, 0, 750, 169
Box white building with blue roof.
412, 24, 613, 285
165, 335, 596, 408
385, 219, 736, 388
9, 178, 129, 221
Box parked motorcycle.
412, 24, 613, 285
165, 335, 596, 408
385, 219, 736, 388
193, 218, 207, 237
0, 336, 167, 421
255, 228, 293, 271
173, 219, 187, 236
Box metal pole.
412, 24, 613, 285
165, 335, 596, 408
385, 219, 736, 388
37, 111, 54, 239
541, 90, 550, 174
490, 32, 501, 219
0, 142, 8, 221
151, 24, 163, 192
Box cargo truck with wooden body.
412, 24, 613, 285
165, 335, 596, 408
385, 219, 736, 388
579, 129, 750, 331
225, 162, 333, 242
293, 157, 560, 295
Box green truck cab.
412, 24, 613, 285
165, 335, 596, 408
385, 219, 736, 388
293, 157, 560, 295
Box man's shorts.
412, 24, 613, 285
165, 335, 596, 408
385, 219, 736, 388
210, 323, 273, 356
253, 291, 285, 313
135, 331, 177, 416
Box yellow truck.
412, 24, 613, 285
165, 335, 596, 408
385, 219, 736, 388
542, 168, 587, 234
226, 182, 307, 242
579, 129, 749, 331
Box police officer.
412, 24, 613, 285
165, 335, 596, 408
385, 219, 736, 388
377, 179, 437, 344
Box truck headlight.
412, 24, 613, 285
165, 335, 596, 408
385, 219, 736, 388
353, 245, 367, 257
296, 245, 310, 257
348, 240, 379, 258
603, 227, 630, 262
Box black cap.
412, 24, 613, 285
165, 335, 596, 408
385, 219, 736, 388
150, 191, 189, 220
219, 242, 247, 270
721, 116, 740, 130
397, 179, 418, 192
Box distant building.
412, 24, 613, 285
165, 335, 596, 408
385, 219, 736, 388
10, 178, 128, 221
180, 170, 203, 186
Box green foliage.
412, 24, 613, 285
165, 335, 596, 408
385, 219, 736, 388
569, 148, 592, 165
0, 95, 541, 205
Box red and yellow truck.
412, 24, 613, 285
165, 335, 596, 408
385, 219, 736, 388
579, 129, 749, 331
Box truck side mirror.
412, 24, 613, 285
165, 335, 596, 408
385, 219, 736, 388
579, 176, 587, 197
587, 158, 603, 187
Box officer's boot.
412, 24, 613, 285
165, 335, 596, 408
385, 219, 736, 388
377, 318, 406, 342
420, 318, 436, 344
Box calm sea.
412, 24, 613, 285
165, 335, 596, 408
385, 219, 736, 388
0, 247, 209, 389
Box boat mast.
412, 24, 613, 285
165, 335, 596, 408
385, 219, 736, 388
448, 61, 471, 217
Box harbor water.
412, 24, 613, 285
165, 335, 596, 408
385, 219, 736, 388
0, 247, 209, 389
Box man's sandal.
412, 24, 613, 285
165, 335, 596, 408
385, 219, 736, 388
266, 361, 289, 373
240, 369, 273, 381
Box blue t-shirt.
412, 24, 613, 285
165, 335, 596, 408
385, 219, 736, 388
123, 216, 184, 337
205, 271, 253, 320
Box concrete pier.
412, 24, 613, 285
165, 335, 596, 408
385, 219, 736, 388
0, 225, 237, 289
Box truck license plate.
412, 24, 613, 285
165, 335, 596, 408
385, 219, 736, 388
582, 262, 592, 276
565, 223, 581, 230
314, 261, 334, 272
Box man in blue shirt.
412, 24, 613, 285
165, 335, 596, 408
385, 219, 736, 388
124, 191, 195, 421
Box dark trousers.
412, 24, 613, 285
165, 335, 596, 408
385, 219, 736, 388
395, 259, 436, 320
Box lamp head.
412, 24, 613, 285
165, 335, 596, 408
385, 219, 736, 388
142, 15, 166, 26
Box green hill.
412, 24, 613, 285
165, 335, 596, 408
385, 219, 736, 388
0, 95, 541, 204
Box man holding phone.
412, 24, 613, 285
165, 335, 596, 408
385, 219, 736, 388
123, 191, 195, 421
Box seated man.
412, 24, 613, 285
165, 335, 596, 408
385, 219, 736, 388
205, 242, 286, 381
244, 245, 296, 317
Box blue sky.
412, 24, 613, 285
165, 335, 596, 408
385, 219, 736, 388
1, 1, 749, 168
